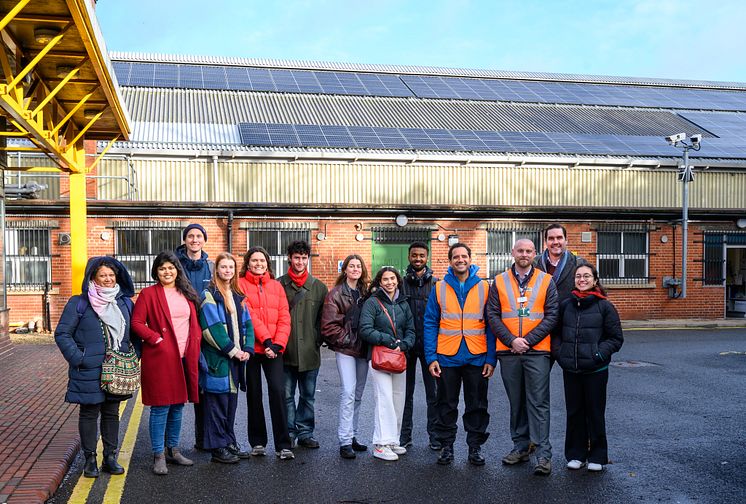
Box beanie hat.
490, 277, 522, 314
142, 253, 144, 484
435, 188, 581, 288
183, 223, 207, 241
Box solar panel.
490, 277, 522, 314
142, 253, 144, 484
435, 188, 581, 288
238, 121, 746, 158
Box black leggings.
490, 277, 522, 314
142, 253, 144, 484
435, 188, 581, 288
79, 400, 121, 457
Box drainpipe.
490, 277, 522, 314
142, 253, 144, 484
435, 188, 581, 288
227, 210, 234, 254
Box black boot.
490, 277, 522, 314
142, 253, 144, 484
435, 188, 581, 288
83, 453, 99, 478
437, 445, 454, 465
468, 446, 486, 466
101, 453, 125, 475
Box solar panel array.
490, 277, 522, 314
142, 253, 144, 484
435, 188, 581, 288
238, 122, 743, 158
113, 61, 412, 97
113, 61, 746, 111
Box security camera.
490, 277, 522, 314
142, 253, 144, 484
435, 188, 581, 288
690, 134, 702, 145
665, 133, 686, 145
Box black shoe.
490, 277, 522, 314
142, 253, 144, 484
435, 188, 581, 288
429, 440, 443, 451
351, 437, 367, 452
298, 437, 320, 449
468, 446, 486, 466
437, 445, 454, 465
339, 445, 356, 459
227, 443, 250, 459
101, 454, 125, 475
211, 447, 240, 464
83, 453, 99, 478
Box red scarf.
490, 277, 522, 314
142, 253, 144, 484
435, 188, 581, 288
287, 268, 308, 288
572, 288, 607, 300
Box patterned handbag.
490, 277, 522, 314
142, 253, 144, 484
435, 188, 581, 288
101, 347, 141, 395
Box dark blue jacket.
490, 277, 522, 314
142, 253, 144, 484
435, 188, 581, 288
423, 264, 497, 368
54, 257, 135, 405
176, 245, 213, 293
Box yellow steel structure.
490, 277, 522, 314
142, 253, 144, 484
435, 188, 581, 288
0, 0, 130, 292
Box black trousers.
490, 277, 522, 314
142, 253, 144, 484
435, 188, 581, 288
433, 365, 490, 448
193, 393, 205, 448
563, 369, 609, 464
79, 400, 120, 457
400, 351, 438, 445
203, 360, 239, 450
246, 353, 291, 451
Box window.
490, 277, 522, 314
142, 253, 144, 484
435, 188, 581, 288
115, 227, 182, 288
247, 228, 310, 277
486, 229, 542, 278
5, 228, 51, 290
596, 231, 649, 284
703, 233, 725, 286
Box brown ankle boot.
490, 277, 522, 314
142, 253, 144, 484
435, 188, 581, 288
153, 453, 168, 475
166, 447, 194, 466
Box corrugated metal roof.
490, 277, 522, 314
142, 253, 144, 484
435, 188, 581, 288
120, 88, 709, 140
110, 52, 746, 91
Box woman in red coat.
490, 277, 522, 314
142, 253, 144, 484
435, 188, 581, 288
238, 246, 294, 460
132, 251, 201, 475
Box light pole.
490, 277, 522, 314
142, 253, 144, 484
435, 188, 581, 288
664, 133, 701, 299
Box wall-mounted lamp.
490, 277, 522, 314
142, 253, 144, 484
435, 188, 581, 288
56, 65, 74, 78
447, 234, 459, 246
83, 108, 99, 119
395, 214, 408, 227
437, 233, 446, 242
316, 232, 326, 241
355, 233, 364, 242
34, 27, 60, 44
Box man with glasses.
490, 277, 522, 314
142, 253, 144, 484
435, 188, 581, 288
486, 238, 558, 475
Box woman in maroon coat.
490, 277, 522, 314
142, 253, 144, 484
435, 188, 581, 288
132, 251, 201, 475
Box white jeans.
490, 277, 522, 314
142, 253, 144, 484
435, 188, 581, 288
336, 353, 369, 446
369, 362, 406, 446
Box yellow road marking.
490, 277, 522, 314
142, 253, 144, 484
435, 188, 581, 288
102, 390, 144, 504
68, 399, 129, 504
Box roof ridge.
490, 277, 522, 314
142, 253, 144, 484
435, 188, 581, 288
109, 51, 746, 91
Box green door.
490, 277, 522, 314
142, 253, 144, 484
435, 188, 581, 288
371, 242, 410, 276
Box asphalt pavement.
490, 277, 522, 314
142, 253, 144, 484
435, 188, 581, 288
49, 328, 746, 504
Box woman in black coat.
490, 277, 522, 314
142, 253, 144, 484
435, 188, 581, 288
552, 261, 624, 473
54, 257, 135, 478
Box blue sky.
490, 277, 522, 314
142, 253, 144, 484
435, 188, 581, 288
96, 0, 746, 83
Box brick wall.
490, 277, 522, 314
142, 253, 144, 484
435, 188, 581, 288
4, 216, 729, 330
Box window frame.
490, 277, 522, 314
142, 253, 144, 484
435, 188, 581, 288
114, 226, 183, 288
596, 230, 650, 284
245, 228, 311, 278
486, 228, 543, 279
4, 227, 52, 291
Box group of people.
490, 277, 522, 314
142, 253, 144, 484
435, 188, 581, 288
55, 221, 623, 479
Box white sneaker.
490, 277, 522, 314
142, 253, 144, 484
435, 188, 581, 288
276, 449, 295, 460
567, 459, 586, 470
389, 444, 407, 455
588, 463, 604, 472
250, 445, 266, 456
373, 444, 398, 461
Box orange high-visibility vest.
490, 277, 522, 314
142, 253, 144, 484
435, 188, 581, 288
435, 280, 488, 356
494, 269, 552, 352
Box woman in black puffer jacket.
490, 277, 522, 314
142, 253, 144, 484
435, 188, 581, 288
552, 261, 623, 473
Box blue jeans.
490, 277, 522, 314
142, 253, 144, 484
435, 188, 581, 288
149, 404, 185, 454
284, 366, 319, 440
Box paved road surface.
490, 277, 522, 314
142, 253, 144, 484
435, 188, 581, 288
49, 328, 746, 504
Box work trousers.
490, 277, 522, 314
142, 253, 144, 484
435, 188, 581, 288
563, 369, 609, 464
499, 353, 552, 459
433, 365, 490, 448
400, 351, 438, 446
79, 400, 121, 457
369, 362, 406, 446
284, 366, 320, 441
335, 352, 368, 446
246, 353, 291, 451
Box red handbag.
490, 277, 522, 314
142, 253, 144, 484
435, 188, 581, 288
371, 299, 406, 374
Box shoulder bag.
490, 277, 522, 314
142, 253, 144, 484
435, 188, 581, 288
99, 301, 141, 396
371, 299, 406, 374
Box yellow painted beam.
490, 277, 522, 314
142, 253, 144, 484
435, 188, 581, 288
16, 166, 63, 173
31, 58, 87, 117
8, 23, 72, 90
87, 134, 118, 171
0, 0, 30, 34
69, 145, 88, 294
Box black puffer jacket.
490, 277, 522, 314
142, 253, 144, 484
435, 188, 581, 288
552, 292, 624, 373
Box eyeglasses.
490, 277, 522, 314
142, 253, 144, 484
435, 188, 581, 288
574, 274, 593, 280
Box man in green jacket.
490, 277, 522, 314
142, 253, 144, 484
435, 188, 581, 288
278, 240, 329, 448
